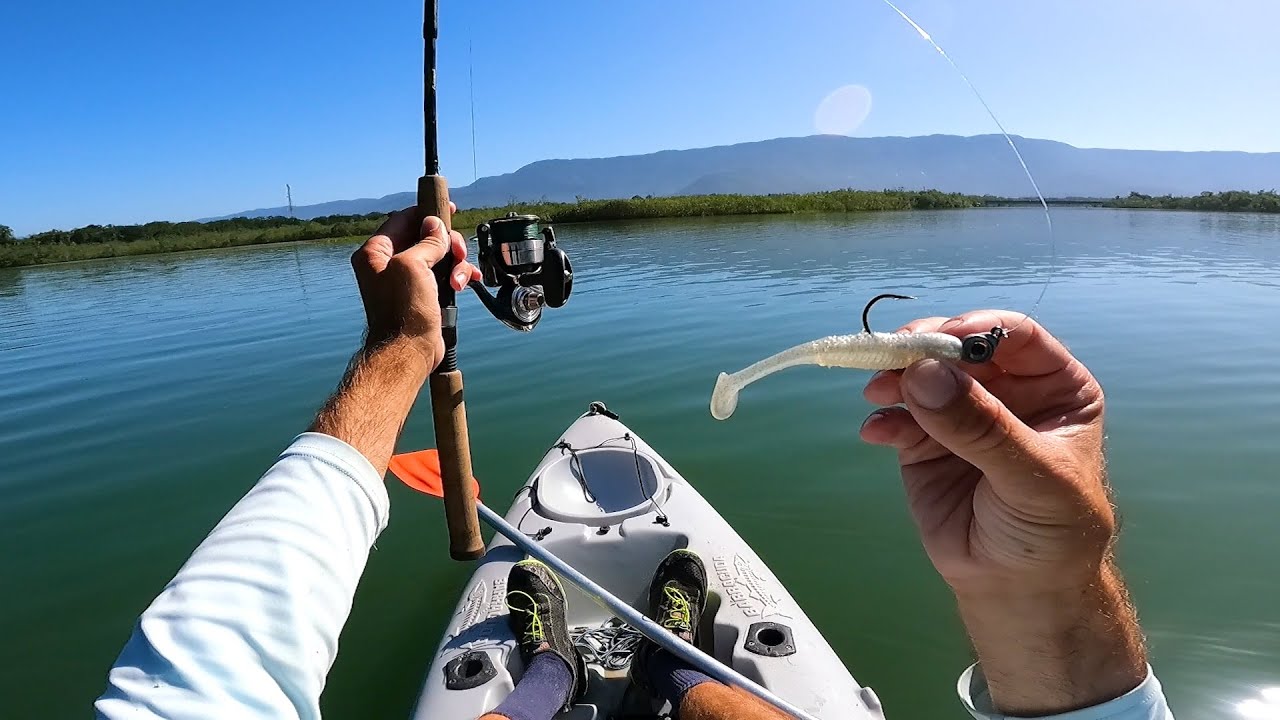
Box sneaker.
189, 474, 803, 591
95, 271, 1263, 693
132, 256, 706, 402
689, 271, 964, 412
506, 559, 587, 709
631, 549, 709, 694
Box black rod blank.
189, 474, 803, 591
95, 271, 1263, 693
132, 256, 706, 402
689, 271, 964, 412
423, 0, 440, 175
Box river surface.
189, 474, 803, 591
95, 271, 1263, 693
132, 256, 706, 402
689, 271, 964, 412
2, 208, 1278, 719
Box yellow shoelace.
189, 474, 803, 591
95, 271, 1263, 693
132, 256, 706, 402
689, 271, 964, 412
506, 590, 546, 645
662, 585, 692, 631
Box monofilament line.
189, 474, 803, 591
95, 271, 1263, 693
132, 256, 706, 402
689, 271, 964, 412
468, 35, 479, 184
879, 0, 1054, 331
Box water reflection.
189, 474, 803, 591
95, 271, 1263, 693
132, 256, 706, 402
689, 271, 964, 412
561, 208, 1280, 299
1237, 687, 1280, 718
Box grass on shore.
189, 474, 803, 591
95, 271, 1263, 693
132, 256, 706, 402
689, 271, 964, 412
0, 189, 981, 269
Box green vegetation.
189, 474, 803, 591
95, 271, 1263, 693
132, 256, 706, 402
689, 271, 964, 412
0, 214, 386, 268
7, 188, 1279, 269
1105, 190, 1280, 213
505, 189, 980, 221
979, 196, 1105, 207
0, 189, 983, 268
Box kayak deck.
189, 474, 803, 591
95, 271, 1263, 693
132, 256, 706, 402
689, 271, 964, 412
411, 404, 885, 719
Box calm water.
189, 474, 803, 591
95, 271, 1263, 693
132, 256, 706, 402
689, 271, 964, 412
2, 208, 1279, 719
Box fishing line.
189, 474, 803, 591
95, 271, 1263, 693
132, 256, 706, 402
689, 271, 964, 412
878, 0, 1054, 332
468, 34, 479, 184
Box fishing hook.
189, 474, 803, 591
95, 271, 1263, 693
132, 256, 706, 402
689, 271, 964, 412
859, 292, 1005, 364
861, 293, 916, 333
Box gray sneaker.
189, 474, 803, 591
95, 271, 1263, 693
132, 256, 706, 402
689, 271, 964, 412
630, 549, 709, 695
506, 560, 588, 710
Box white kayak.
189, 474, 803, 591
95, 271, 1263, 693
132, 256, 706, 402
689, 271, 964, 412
411, 403, 887, 719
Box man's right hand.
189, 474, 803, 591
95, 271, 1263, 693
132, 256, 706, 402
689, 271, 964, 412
350, 206, 481, 369
859, 311, 1149, 716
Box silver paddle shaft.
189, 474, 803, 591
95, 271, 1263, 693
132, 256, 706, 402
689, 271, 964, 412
476, 502, 819, 720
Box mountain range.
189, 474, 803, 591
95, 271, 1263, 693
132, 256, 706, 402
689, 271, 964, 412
210, 134, 1280, 220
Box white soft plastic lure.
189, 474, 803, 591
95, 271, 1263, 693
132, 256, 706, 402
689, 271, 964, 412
710, 295, 1005, 420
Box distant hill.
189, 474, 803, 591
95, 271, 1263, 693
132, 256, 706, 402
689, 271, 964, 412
208, 134, 1280, 221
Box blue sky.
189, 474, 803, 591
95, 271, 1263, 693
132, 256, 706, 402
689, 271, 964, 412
2, 0, 1278, 236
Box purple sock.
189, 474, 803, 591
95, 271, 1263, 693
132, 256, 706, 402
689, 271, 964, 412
645, 649, 713, 712
491, 651, 574, 720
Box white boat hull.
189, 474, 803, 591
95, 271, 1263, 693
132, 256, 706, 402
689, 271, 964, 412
411, 405, 886, 719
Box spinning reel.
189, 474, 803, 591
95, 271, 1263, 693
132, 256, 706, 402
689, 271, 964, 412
469, 213, 573, 332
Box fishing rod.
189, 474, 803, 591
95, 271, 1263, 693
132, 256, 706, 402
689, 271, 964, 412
411, 6, 828, 716
410, 7, 811, 716
418, 0, 574, 560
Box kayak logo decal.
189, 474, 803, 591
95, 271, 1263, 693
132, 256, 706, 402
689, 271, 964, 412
457, 578, 508, 635
487, 578, 508, 621
458, 582, 487, 632
713, 554, 791, 620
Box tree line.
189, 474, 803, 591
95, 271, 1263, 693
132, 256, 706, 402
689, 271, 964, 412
0, 190, 981, 268
1104, 190, 1280, 213
10, 213, 390, 247
8, 188, 1278, 268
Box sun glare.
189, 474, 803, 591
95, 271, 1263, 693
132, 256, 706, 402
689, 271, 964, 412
1237, 687, 1280, 719
814, 84, 873, 136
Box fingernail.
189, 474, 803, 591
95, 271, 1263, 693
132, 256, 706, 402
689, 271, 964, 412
453, 269, 469, 285
860, 409, 888, 432
903, 360, 958, 410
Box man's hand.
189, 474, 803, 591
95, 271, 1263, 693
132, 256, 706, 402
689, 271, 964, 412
351, 205, 481, 366
310, 206, 481, 477
861, 311, 1112, 592
860, 311, 1148, 715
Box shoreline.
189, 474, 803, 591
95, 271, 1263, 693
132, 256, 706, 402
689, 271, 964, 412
2, 234, 370, 271
1, 190, 981, 269
7, 189, 1277, 269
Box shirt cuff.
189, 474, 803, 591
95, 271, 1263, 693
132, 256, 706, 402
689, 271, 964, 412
285, 431, 390, 533
958, 664, 1168, 720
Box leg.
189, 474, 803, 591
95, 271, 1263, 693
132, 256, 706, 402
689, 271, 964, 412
642, 642, 792, 719
480, 560, 586, 720
678, 683, 794, 720
478, 653, 574, 720
631, 550, 794, 719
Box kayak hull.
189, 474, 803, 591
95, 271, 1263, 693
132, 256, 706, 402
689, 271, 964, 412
411, 405, 885, 719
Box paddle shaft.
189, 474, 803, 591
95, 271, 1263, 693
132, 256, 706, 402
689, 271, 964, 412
474, 502, 821, 720
419, 0, 484, 561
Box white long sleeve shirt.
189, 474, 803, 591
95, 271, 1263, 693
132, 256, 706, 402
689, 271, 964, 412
95, 433, 388, 720
95, 432, 1172, 720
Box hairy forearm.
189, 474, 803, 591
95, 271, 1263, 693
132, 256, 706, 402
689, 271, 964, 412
310, 338, 432, 476
955, 564, 1149, 716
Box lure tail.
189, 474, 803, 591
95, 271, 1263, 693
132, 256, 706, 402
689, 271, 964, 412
710, 372, 739, 420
